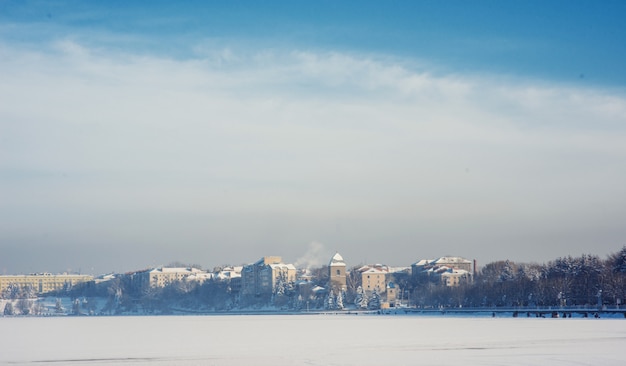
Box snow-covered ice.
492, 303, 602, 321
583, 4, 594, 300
0, 314, 624, 365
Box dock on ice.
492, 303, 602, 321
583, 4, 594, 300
403, 306, 626, 318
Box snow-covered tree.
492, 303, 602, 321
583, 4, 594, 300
55, 298, 64, 314
610, 246, 626, 273
498, 260, 515, 282
274, 272, 287, 296
326, 293, 335, 310
3, 302, 14, 315
368, 289, 381, 310
72, 298, 81, 315
354, 286, 371, 309
354, 286, 363, 308
359, 288, 369, 309
32, 300, 45, 315
16, 299, 32, 315
2, 283, 20, 299
336, 291, 344, 310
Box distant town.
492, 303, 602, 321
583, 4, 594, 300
1, 247, 625, 317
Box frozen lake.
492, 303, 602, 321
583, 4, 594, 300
1, 314, 624, 365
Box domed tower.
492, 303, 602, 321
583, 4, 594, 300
329, 252, 347, 292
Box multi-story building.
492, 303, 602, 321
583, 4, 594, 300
130, 267, 212, 292
440, 269, 473, 287
411, 256, 475, 286
361, 266, 387, 294
0, 273, 93, 295
213, 266, 242, 294
240, 257, 296, 296
358, 264, 410, 307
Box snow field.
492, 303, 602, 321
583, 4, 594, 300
0, 314, 624, 365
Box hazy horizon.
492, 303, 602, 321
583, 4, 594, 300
2, 1, 626, 275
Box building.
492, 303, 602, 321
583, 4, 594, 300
411, 256, 474, 286
412, 256, 474, 275
358, 264, 409, 308
214, 266, 242, 294
0, 273, 94, 295
214, 266, 242, 281
240, 257, 296, 296
361, 266, 387, 294
383, 282, 398, 309
432, 257, 473, 272
440, 269, 473, 287
130, 267, 211, 291
328, 252, 347, 292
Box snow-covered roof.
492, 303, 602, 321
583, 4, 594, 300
414, 257, 472, 266
362, 267, 386, 274
435, 257, 472, 265
329, 252, 346, 266
151, 267, 203, 274
414, 259, 434, 266
311, 286, 326, 293
358, 264, 407, 273
269, 263, 296, 270
187, 273, 214, 281
215, 267, 242, 280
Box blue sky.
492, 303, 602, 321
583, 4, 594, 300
3, 1, 625, 85
1, 1, 626, 274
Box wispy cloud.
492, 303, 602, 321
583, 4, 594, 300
1, 40, 625, 272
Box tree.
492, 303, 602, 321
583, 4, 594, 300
368, 290, 381, 310
336, 291, 344, 310
31, 300, 45, 315
345, 265, 363, 303
354, 286, 369, 309
498, 260, 515, 283
2, 283, 20, 299
55, 298, 64, 314
602, 247, 626, 306
326, 293, 335, 310
354, 286, 363, 308
16, 299, 32, 315
309, 265, 330, 287
72, 298, 81, 315
4, 302, 14, 315
610, 246, 626, 273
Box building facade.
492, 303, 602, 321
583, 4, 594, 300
128, 267, 212, 292
241, 257, 296, 296
411, 256, 474, 286
0, 273, 94, 295
328, 253, 347, 292
361, 267, 387, 294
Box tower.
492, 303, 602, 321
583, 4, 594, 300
329, 252, 347, 292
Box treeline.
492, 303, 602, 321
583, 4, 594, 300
406, 247, 626, 309
3, 247, 625, 315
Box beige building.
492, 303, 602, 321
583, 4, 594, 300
440, 269, 473, 287
241, 257, 296, 296
361, 266, 387, 294
130, 267, 212, 291
328, 253, 347, 292
412, 256, 474, 286
412, 256, 474, 275
358, 264, 409, 307
0, 273, 93, 295
432, 257, 473, 272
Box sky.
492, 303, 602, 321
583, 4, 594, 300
1, 1, 626, 275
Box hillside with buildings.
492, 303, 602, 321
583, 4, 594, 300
2, 247, 625, 316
